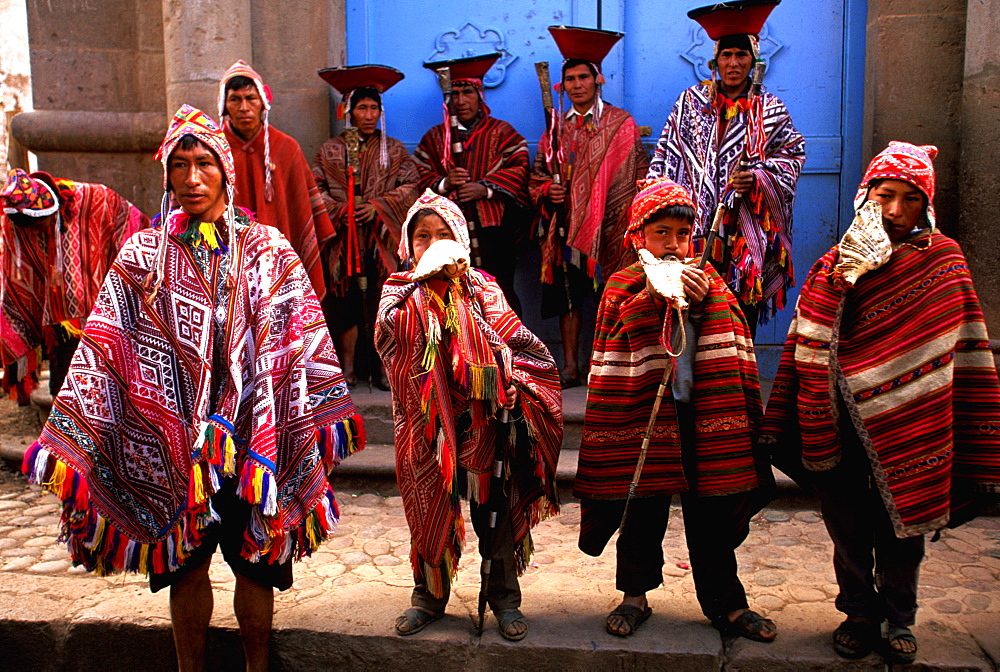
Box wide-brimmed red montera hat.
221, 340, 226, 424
423, 53, 501, 83
548, 25, 623, 65
318, 64, 405, 94
688, 0, 780, 40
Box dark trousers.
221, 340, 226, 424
815, 457, 924, 626
476, 224, 521, 317
411, 499, 521, 614
49, 337, 79, 396
579, 491, 754, 622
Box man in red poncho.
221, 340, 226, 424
218, 59, 334, 300
1, 168, 147, 401
761, 141, 1000, 664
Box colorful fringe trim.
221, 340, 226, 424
316, 412, 366, 472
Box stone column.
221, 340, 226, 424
957, 0, 1000, 338
863, 0, 966, 235
161, 0, 253, 119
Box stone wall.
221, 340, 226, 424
0, 0, 32, 172
16, 0, 345, 215
862, 0, 967, 237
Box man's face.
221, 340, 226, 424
410, 213, 456, 263
350, 97, 381, 136
449, 83, 480, 124
868, 179, 926, 243
717, 47, 753, 93
563, 64, 597, 110
168, 141, 227, 223
225, 85, 264, 139
643, 215, 692, 260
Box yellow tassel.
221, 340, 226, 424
191, 464, 206, 503
93, 517, 107, 549
198, 221, 221, 251
223, 435, 236, 475
253, 468, 264, 503
139, 543, 150, 573
60, 320, 84, 338
44, 461, 67, 492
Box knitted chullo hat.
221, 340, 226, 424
2, 169, 59, 217
855, 141, 938, 229
218, 59, 275, 202
398, 189, 470, 261
625, 178, 697, 251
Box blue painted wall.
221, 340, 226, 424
346, 0, 866, 377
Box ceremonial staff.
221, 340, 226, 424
434, 66, 484, 268
533, 61, 565, 240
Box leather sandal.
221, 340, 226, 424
606, 603, 652, 637
832, 618, 878, 659
713, 609, 777, 643
496, 608, 528, 641
394, 606, 443, 636
883, 624, 917, 664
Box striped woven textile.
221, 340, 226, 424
530, 103, 648, 279
647, 83, 804, 322
376, 268, 561, 597
22, 210, 363, 576
311, 129, 420, 295
574, 262, 762, 499
0, 175, 148, 393
762, 231, 1000, 537
413, 116, 532, 230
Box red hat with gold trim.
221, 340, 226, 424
548, 25, 623, 68
687, 0, 780, 40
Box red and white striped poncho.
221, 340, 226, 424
574, 262, 763, 499
762, 231, 1000, 536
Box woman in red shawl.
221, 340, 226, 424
575, 178, 774, 642
375, 189, 562, 641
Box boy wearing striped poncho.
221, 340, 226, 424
575, 178, 774, 642
761, 141, 1000, 664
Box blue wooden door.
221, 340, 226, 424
346, 0, 866, 376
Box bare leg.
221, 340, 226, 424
170, 557, 213, 672
234, 572, 274, 672
335, 325, 358, 384
559, 309, 582, 379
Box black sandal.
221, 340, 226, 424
832, 618, 878, 659
496, 608, 529, 641
606, 604, 652, 637
394, 607, 443, 636
883, 624, 917, 664
713, 610, 777, 643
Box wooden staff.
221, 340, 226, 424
344, 126, 374, 390
435, 67, 483, 267
534, 62, 567, 240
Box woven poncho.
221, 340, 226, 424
24, 210, 363, 575
762, 231, 1000, 536
574, 262, 762, 499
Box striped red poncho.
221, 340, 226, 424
413, 116, 532, 231
762, 231, 1000, 536
375, 268, 562, 596
574, 262, 762, 499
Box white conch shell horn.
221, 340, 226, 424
413, 238, 470, 282
638, 248, 689, 310
837, 200, 892, 286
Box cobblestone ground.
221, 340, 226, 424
1, 459, 999, 624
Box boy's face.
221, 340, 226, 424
642, 215, 692, 260
868, 178, 926, 243
410, 213, 455, 262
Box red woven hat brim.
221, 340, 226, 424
688, 0, 780, 40
423, 52, 501, 81
318, 65, 405, 94
548, 25, 623, 65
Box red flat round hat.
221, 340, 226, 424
548, 25, 623, 64
687, 0, 780, 40
318, 65, 405, 94
422, 52, 501, 81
